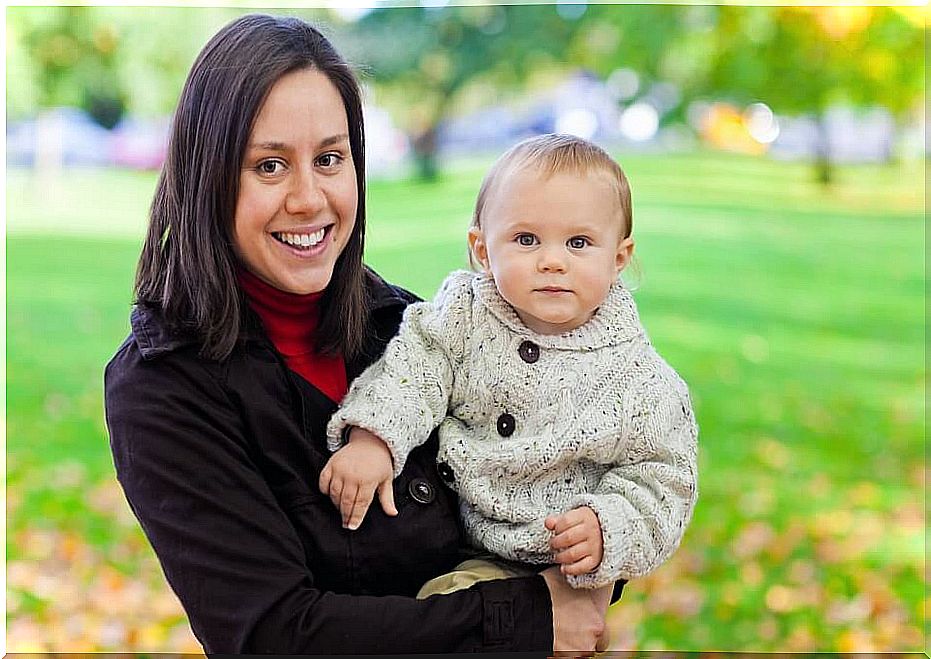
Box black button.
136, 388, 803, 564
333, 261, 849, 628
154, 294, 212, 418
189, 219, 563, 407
496, 413, 516, 437
408, 478, 435, 504
518, 340, 539, 363
437, 461, 455, 483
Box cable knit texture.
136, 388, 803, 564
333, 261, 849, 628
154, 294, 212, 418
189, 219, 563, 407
327, 270, 698, 588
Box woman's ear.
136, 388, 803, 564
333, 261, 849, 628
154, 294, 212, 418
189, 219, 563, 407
468, 227, 490, 271
616, 237, 634, 274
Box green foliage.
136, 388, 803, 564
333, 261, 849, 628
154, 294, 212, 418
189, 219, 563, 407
8, 6, 124, 124
6, 152, 924, 650
696, 7, 924, 116
6, 6, 339, 121
7, 6, 924, 181
346, 5, 587, 177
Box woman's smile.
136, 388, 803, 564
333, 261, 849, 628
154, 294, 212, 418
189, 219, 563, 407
270, 224, 333, 256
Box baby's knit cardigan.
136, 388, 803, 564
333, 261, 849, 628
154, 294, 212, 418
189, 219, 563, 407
327, 270, 698, 589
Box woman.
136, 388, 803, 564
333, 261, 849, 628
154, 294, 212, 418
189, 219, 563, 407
105, 14, 611, 653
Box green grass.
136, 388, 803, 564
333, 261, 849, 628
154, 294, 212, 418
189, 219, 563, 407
6, 151, 925, 651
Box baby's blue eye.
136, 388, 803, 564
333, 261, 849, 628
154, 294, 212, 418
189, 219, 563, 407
568, 237, 589, 249
517, 234, 537, 246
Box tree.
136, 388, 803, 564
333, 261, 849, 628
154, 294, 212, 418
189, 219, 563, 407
560, 5, 923, 184
345, 4, 586, 180
8, 6, 125, 126
686, 6, 924, 184
7, 6, 339, 123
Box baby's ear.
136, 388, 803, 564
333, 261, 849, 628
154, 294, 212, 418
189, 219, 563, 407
467, 227, 490, 271
616, 237, 634, 274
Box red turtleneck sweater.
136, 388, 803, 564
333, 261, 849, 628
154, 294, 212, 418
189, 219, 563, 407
237, 268, 348, 403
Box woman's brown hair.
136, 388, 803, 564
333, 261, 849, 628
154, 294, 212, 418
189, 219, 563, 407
135, 14, 369, 360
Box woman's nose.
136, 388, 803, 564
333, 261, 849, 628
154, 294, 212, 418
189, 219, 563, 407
285, 168, 326, 216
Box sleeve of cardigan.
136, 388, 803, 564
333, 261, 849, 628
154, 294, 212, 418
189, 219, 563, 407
104, 341, 552, 654
326, 272, 472, 476
565, 366, 699, 589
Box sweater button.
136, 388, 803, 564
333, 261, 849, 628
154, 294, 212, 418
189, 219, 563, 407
408, 478, 435, 504
518, 340, 539, 363
437, 461, 455, 483
496, 413, 516, 437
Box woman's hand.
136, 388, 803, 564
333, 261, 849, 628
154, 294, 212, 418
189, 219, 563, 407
541, 566, 611, 652
318, 427, 397, 530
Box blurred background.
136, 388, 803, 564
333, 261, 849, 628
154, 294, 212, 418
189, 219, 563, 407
5, 2, 926, 652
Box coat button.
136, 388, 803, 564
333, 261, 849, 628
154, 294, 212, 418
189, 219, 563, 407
408, 478, 435, 504
518, 340, 539, 363
437, 461, 455, 483
496, 413, 516, 437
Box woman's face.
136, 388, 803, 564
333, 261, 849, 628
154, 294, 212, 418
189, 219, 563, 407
233, 67, 358, 295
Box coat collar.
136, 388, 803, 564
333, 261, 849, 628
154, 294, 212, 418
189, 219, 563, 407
470, 271, 644, 350
132, 267, 414, 360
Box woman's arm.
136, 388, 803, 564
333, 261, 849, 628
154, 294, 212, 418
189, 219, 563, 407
105, 340, 554, 653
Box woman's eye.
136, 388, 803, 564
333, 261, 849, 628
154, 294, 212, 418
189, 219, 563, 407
516, 234, 537, 247
317, 153, 343, 168
568, 237, 589, 249
257, 159, 284, 176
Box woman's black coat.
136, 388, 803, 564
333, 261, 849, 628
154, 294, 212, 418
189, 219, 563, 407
104, 271, 554, 653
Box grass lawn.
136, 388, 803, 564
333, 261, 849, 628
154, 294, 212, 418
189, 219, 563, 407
6, 150, 925, 651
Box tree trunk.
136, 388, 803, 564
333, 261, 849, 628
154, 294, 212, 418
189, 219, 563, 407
814, 113, 833, 186
412, 123, 439, 182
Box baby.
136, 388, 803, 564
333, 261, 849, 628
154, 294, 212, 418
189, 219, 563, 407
322, 134, 698, 597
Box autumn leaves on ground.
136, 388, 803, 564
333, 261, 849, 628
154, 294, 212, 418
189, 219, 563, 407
6, 152, 924, 651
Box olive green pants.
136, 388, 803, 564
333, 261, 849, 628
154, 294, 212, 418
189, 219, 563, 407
417, 557, 538, 599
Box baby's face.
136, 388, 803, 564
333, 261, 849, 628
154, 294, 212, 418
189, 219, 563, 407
469, 166, 633, 335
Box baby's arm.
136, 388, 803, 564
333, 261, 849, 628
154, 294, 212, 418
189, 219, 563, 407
326, 272, 472, 469
319, 427, 397, 530
564, 367, 699, 589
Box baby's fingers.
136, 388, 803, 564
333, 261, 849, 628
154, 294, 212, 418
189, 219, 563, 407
554, 541, 592, 566
377, 480, 398, 517
318, 462, 332, 495
560, 554, 599, 576
549, 523, 590, 551
345, 484, 376, 531
325, 475, 344, 511
339, 482, 360, 527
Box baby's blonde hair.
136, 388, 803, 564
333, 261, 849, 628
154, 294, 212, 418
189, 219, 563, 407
471, 134, 632, 251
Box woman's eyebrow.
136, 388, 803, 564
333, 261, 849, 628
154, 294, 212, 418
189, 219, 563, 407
248, 134, 349, 151
319, 133, 350, 148
249, 140, 288, 151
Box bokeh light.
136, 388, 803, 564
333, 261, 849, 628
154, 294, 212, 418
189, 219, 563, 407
619, 101, 659, 141
555, 107, 598, 139
745, 102, 780, 144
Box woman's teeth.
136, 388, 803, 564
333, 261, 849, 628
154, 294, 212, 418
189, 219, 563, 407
274, 227, 326, 248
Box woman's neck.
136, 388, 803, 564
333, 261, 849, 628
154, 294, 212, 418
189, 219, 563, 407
236, 266, 348, 403
236, 267, 323, 353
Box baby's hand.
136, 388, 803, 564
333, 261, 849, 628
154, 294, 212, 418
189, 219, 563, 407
545, 506, 604, 576
319, 427, 398, 530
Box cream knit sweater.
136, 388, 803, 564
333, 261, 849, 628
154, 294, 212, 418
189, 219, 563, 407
327, 270, 698, 589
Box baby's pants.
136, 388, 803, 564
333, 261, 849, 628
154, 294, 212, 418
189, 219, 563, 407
416, 555, 539, 599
